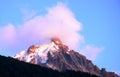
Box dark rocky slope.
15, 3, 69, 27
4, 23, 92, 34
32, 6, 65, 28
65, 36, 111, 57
0, 55, 99, 77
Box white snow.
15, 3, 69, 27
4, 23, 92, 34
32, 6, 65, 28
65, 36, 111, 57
13, 42, 60, 64
25, 53, 35, 62
13, 50, 26, 60
35, 42, 59, 63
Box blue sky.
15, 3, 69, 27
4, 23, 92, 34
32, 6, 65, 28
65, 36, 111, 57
0, 0, 120, 75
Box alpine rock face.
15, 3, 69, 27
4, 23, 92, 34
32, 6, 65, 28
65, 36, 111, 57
13, 37, 119, 77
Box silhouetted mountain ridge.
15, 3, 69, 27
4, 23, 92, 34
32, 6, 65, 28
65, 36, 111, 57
0, 55, 99, 77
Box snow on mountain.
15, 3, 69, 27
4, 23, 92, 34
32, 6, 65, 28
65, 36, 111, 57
13, 37, 120, 77
13, 37, 70, 64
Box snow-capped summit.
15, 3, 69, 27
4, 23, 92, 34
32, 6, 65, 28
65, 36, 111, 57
13, 37, 119, 77
13, 37, 70, 64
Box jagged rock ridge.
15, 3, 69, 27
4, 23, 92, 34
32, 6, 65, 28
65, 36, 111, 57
13, 37, 119, 77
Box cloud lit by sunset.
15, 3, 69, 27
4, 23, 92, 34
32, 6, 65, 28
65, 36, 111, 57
0, 1, 120, 75
0, 3, 103, 61
0, 3, 81, 51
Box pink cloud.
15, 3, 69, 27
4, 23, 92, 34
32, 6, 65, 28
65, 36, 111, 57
0, 2, 103, 60
0, 3, 83, 53
16, 2, 83, 50
0, 24, 16, 46
80, 45, 104, 61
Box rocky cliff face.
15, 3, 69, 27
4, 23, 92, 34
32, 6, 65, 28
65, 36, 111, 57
13, 38, 119, 77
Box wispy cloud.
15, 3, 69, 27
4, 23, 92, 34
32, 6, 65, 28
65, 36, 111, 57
80, 45, 104, 60
0, 2, 103, 60
0, 24, 16, 45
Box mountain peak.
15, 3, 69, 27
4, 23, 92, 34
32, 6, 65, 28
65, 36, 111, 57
13, 38, 120, 77
51, 37, 70, 51
51, 37, 63, 45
